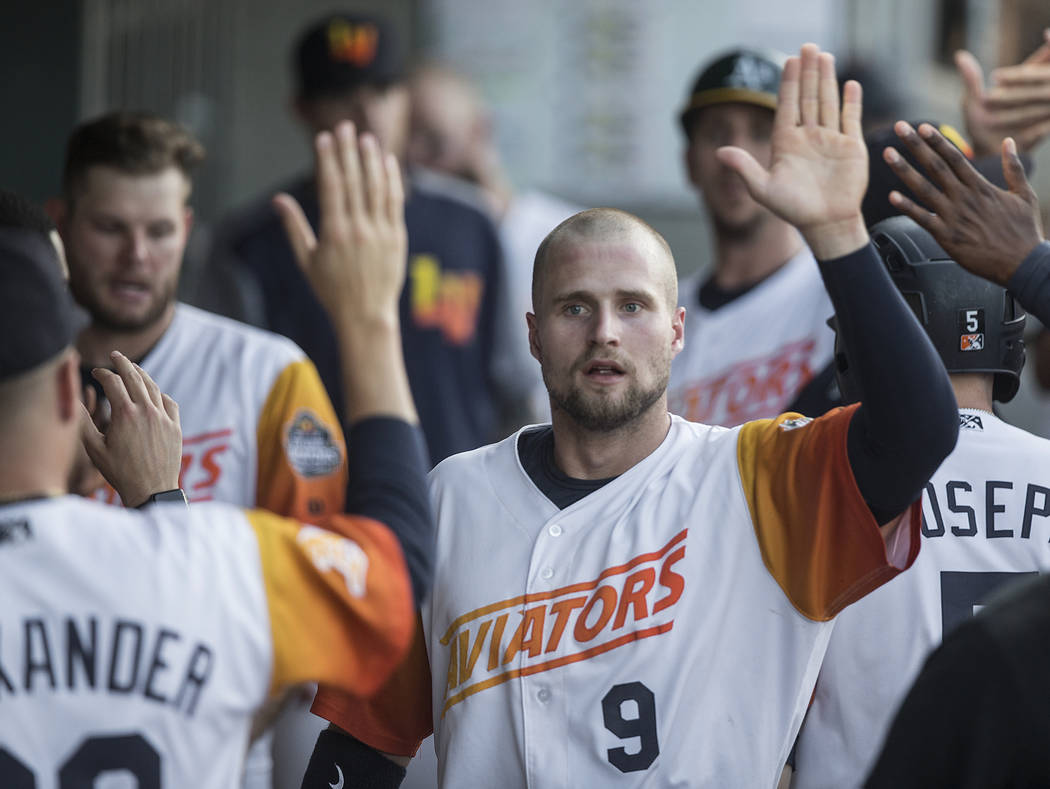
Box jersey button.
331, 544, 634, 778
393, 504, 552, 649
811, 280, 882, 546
548, 523, 563, 537
540, 566, 554, 580
537, 688, 551, 703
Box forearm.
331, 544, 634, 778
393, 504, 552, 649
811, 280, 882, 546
820, 244, 958, 523
344, 417, 432, 607
1007, 241, 1050, 326
336, 315, 419, 427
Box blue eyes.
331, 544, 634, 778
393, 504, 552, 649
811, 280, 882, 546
563, 303, 642, 316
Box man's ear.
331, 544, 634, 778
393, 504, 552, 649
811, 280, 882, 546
527, 312, 541, 362
671, 306, 686, 356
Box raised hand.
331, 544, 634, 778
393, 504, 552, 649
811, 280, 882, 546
274, 123, 407, 331
958, 29, 1050, 157
716, 43, 869, 260
883, 121, 1045, 286
274, 122, 417, 425
81, 351, 182, 507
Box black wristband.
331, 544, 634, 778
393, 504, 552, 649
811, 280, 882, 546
135, 488, 188, 508
301, 728, 407, 789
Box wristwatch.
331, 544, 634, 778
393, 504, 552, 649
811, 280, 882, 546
136, 488, 189, 508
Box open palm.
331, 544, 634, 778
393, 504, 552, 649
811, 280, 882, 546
718, 44, 869, 258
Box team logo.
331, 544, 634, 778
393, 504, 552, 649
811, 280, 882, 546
297, 526, 369, 597
778, 416, 813, 431
959, 413, 984, 431
326, 20, 379, 67
0, 518, 32, 547
726, 54, 779, 91
439, 530, 687, 716
285, 411, 342, 478
958, 308, 985, 352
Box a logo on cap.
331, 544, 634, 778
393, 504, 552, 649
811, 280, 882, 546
726, 54, 778, 92
327, 20, 379, 67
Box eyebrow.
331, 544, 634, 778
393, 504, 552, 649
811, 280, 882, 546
552, 288, 657, 304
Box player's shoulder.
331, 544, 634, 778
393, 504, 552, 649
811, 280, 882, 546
172, 303, 305, 366
408, 173, 500, 240
429, 430, 520, 483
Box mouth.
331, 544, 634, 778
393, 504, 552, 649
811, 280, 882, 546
108, 281, 151, 303
582, 359, 627, 383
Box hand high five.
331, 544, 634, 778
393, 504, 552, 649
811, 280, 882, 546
274, 122, 408, 329
717, 43, 869, 260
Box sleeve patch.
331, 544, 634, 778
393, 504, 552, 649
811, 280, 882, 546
296, 525, 369, 597
778, 416, 813, 431
284, 410, 343, 477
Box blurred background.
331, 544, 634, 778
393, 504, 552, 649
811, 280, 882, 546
5, 0, 1050, 430
4, 2, 1048, 785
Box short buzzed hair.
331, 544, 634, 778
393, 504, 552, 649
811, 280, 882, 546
62, 111, 205, 202
532, 207, 677, 312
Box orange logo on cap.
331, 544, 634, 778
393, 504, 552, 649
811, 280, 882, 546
327, 20, 379, 67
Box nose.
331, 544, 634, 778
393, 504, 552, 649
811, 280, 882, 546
125, 229, 149, 264
590, 306, 621, 347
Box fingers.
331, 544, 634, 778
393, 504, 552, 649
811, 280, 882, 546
992, 63, 1050, 86
715, 146, 770, 202
359, 134, 387, 218
78, 401, 106, 462
887, 188, 950, 239
775, 56, 802, 129
132, 362, 164, 410
1015, 116, 1050, 151
882, 140, 948, 215
954, 49, 985, 99
817, 52, 839, 129
273, 193, 317, 270
384, 152, 404, 228
83, 385, 97, 417
1001, 137, 1039, 204
315, 131, 348, 240
799, 44, 821, 126
109, 351, 152, 406
893, 121, 978, 193
336, 122, 366, 220
1020, 28, 1050, 65
161, 392, 180, 423
841, 80, 863, 140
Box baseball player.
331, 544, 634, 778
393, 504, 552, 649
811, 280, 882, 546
54, 111, 349, 787
667, 47, 836, 427
792, 215, 1050, 788
0, 126, 432, 787
300, 44, 960, 788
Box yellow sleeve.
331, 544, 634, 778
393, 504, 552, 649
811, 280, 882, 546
256, 359, 347, 520
737, 405, 921, 621
247, 509, 414, 698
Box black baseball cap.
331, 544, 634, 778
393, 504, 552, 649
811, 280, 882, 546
0, 228, 86, 382
294, 12, 405, 100
680, 48, 786, 133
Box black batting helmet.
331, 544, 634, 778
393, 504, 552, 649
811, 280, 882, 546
679, 48, 785, 135
832, 216, 1026, 404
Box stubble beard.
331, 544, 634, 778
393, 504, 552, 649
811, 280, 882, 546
544, 362, 671, 433
71, 277, 175, 334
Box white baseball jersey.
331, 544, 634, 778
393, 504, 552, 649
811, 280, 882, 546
794, 409, 1050, 789
0, 495, 413, 789
667, 248, 835, 427
94, 303, 346, 519
315, 406, 920, 787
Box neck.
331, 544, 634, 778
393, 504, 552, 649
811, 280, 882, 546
951, 373, 995, 412
470, 152, 513, 219
76, 304, 175, 368
549, 401, 671, 479
0, 425, 71, 504
711, 217, 803, 290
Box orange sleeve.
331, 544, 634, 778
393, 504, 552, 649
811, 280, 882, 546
737, 405, 921, 621
312, 616, 434, 756
256, 359, 347, 520
247, 509, 414, 698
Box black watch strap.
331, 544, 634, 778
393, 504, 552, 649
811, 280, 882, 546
136, 488, 189, 508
